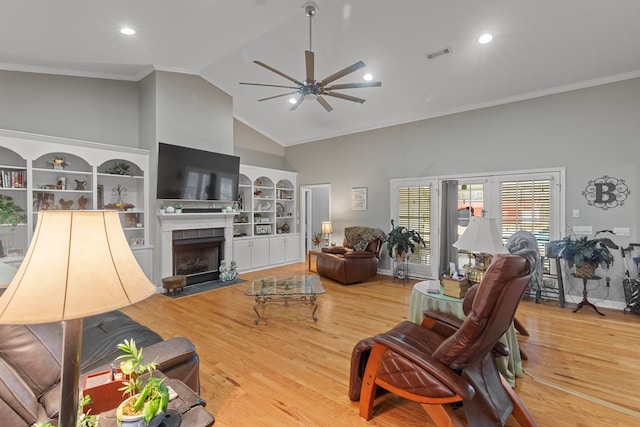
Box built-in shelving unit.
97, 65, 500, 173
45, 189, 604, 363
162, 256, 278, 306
0, 129, 152, 279
233, 165, 299, 272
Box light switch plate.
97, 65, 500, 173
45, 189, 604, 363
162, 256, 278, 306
614, 227, 631, 236
573, 225, 593, 235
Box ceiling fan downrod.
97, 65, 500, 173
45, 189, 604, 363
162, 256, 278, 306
305, 2, 317, 52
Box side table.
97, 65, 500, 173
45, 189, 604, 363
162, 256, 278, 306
572, 274, 605, 316
308, 249, 320, 272
408, 281, 523, 387
97, 378, 214, 427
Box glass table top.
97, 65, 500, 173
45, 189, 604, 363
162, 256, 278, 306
246, 275, 326, 297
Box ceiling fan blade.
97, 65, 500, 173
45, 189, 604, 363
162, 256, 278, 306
290, 96, 304, 111
240, 82, 300, 89
324, 81, 382, 90
305, 50, 314, 83
257, 91, 299, 102
254, 60, 304, 86
316, 95, 333, 112
323, 91, 367, 104
318, 61, 366, 86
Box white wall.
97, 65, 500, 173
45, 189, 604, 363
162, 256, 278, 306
285, 78, 640, 305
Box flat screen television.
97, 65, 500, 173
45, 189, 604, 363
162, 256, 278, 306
157, 142, 240, 201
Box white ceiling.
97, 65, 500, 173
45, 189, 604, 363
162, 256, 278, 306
2, 1, 640, 146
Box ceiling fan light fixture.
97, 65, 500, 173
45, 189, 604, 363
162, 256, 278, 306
239, 1, 381, 112
120, 27, 136, 36
363, 73, 373, 81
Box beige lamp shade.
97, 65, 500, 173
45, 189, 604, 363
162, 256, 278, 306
453, 216, 509, 255
321, 221, 333, 234
0, 210, 156, 324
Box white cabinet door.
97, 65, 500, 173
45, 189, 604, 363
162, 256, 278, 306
233, 239, 252, 271
132, 247, 154, 282
251, 238, 270, 269
269, 236, 286, 265
284, 235, 300, 263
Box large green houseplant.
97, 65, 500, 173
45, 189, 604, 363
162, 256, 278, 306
546, 233, 619, 278
0, 194, 26, 227
386, 219, 426, 260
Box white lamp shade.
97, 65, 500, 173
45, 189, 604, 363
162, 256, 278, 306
0, 210, 156, 324
321, 221, 333, 234
453, 217, 509, 254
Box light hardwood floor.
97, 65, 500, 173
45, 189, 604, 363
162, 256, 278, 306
121, 262, 640, 426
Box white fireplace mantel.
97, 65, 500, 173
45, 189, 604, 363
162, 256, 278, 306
157, 212, 235, 282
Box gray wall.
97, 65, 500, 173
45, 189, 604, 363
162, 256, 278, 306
285, 78, 640, 306
233, 119, 289, 170
0, 70, 139, 146
155, 71, 233, 154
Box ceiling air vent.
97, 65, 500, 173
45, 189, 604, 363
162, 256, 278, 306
425, 46, 452, 60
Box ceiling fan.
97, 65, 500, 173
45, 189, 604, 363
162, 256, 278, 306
239, 2, 381, 112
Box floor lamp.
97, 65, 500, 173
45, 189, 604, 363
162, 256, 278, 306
453, 216, 508, 283
0, 211, 156, 427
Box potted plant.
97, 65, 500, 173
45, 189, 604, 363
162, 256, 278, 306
115, 339, 169, 427
546, 233, 619, 278
386, 219, 426, 260
174, 204, 183, 214
36, 395, 98, 427
0, 194, 26, 227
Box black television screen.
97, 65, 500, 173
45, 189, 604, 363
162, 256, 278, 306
157, 142, 240, 201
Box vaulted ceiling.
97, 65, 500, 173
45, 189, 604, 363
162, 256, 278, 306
2, 1, 640, 146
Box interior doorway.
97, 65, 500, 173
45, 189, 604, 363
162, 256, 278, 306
299, 184, 331, 261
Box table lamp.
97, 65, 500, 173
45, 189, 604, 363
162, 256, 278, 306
321, 221, 333, 246
0, 211, 156, 427
453, 216, 508, 283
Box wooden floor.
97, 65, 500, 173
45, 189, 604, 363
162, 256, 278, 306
122, 262, 640, 426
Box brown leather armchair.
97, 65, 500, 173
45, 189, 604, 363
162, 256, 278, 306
354, 255, 537, 426
316, 226, 385, 285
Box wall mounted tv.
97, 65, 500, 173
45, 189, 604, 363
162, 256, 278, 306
157, 142, 240, 201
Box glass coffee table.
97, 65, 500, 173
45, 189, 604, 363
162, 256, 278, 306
246, 275, 326, 324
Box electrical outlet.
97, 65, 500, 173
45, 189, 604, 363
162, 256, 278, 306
573, 209, 580, 218
573, 225, 593, 235
613, 227, 631, 236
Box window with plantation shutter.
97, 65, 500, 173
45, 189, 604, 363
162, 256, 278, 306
500, 179, 552, 251
397, 185, 431, 265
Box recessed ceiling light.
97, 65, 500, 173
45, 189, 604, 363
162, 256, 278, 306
120, 27, 136, 36
363, 73, 373, 81
478, 33, 493, 44
289, 97, 298, 104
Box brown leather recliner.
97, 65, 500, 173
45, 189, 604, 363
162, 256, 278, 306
316, 227, 385, 285
354, 254, 538, 427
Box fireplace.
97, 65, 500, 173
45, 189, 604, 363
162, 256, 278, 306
172, 228, 224, 285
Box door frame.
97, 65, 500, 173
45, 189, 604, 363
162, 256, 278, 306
299, 183, 331, 262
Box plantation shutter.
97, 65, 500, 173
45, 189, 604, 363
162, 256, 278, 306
397, 185, 431, 265
500, 179, 552, 257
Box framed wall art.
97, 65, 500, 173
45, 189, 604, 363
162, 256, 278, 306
351, 187, 368, 211
255, 224, 272, 235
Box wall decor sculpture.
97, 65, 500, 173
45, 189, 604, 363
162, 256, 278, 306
582, 175, 630, 210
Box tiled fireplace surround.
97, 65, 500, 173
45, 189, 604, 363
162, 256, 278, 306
157, 212, 235, 285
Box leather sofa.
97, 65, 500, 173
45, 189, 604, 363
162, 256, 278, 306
316, 226, 385, 285
0, 310, 200, 426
